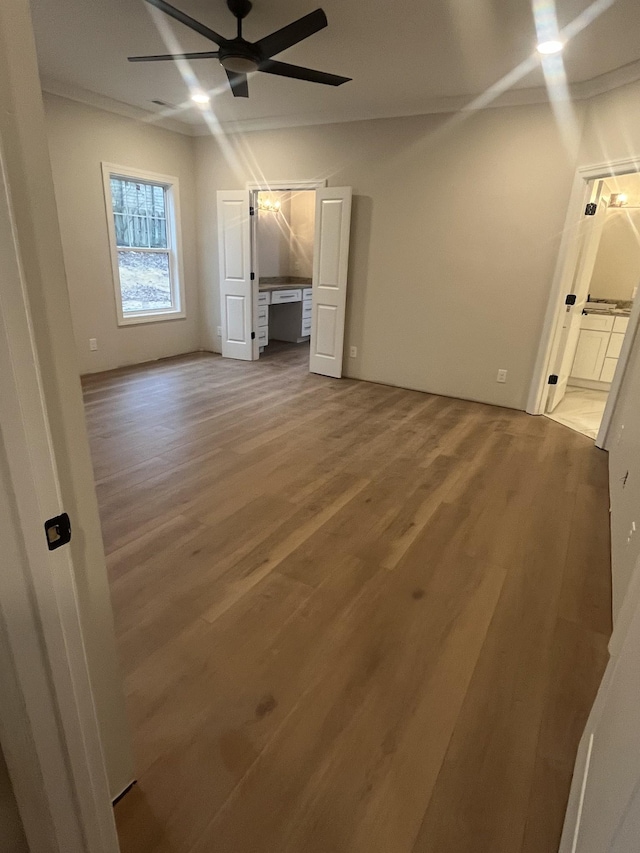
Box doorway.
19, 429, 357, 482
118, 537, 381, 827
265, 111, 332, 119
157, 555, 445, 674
537, 170, 640, 443
254, 189, 315, 364
216, 184, 353, 378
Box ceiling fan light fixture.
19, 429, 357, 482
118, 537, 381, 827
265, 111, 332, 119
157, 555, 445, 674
219, 54, 259, 74
536, 39, 564, 55
131, 0, 351, 99
190, 90, 211, 105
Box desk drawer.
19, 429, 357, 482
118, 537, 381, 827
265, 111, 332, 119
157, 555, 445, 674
258, 327, 268, 346
302, 287, 312, 303
258, 291, 270, 306
301, 317, 312, 336
258, 305, 268, 327
271, 289, 301, 304
302, 302, 313, 320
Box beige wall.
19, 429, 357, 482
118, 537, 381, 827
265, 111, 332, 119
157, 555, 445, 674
196, 103, 582, 409
590, 210, 640, 302
0, 747, 27, 853
257, 191, 292, 277
256, 190, 315, 279
0, 4, 133, 799
289, 190, 315, 279
43, 93, 200, 374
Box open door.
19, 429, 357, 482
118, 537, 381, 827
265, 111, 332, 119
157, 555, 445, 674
217, 190, 255, 361
547, 180, 608, 411
309, 187, 352, 378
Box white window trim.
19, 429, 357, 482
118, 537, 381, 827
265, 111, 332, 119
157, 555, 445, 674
101, 162, 186, 326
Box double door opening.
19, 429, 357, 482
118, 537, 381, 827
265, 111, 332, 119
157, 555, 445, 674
541, 171, 640, 442
217, 184, 352, 378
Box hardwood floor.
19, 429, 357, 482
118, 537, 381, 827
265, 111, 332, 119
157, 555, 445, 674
81, 348, 612, 853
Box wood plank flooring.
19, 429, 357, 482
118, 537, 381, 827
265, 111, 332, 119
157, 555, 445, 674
81, 347, 612, 853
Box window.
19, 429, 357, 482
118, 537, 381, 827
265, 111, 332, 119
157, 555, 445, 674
102, 164, 185, 324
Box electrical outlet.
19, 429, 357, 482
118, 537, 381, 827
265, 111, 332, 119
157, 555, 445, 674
89, 338, 97, 351
349, 346, 357, 358
497, 369, 507, 383
216, 326, 222, 337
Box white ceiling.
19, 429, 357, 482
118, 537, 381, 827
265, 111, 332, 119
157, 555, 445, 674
30, 0, 640, 133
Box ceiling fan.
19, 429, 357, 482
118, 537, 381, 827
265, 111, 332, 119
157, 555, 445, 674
129, 0, 351, 99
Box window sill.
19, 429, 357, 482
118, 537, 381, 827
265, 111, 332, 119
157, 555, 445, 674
117, 309, 186, 327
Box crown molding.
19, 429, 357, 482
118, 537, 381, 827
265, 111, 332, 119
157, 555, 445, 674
572, 56, 640, 100
191, 86, 557, 136
40, 77, 197, 137
41, 54, 640, 139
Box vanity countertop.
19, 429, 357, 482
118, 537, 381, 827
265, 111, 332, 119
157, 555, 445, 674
584, 307, 631, 316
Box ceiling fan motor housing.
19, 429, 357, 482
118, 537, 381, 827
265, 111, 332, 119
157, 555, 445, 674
219, 39, 260, 73
227, 0, 252, 20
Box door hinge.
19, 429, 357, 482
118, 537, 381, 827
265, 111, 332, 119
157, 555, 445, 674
251, 331, 256, 339
250, 206, 255, 216
44, 513, 72, 551
585, 202, 597, 216
565, 294, 577, 305
250, 272, 255, 280
548, 374, 559, 385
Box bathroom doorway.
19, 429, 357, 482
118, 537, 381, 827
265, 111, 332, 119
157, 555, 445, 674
542, 172, 640, 441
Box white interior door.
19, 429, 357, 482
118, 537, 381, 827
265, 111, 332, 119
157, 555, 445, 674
309, 187, 352, 378
560, 592, 640, 853
0, 137, 120, 851
217, 190, 255, 361
547, 181, 608, 411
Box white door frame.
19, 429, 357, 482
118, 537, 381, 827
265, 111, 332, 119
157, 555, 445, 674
527, 156, 640, 448
0, 139, 119, 851
246, 179, 327, 363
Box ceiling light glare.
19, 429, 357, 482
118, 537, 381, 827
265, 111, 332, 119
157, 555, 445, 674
537, 40, 564, 55
191, 91, 210, 105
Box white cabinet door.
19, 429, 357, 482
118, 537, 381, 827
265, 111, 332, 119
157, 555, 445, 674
571, 329, 609, 380
309, 187, 352, 378
217, 191, 254, 361
600, 357, 618, 383
606, 332, 625, 360
613, 315, 629, 334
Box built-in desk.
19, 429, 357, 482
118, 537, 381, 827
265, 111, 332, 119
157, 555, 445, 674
258, 279, 312, 348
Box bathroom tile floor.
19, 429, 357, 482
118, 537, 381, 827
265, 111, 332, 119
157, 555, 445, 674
545, 386, 609, 440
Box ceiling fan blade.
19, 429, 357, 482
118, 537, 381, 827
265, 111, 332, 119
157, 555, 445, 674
254, 8, 327, 59
225, 69, 249, 98
143, 0, 226, 46
128, 51, 219, 62
258, 60, 351, 86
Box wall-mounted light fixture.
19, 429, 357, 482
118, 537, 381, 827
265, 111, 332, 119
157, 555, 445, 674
258, 197, 282, 213
609, 193, 629, 208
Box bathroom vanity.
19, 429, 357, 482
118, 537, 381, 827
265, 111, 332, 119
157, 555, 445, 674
570, 307, 630, 387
